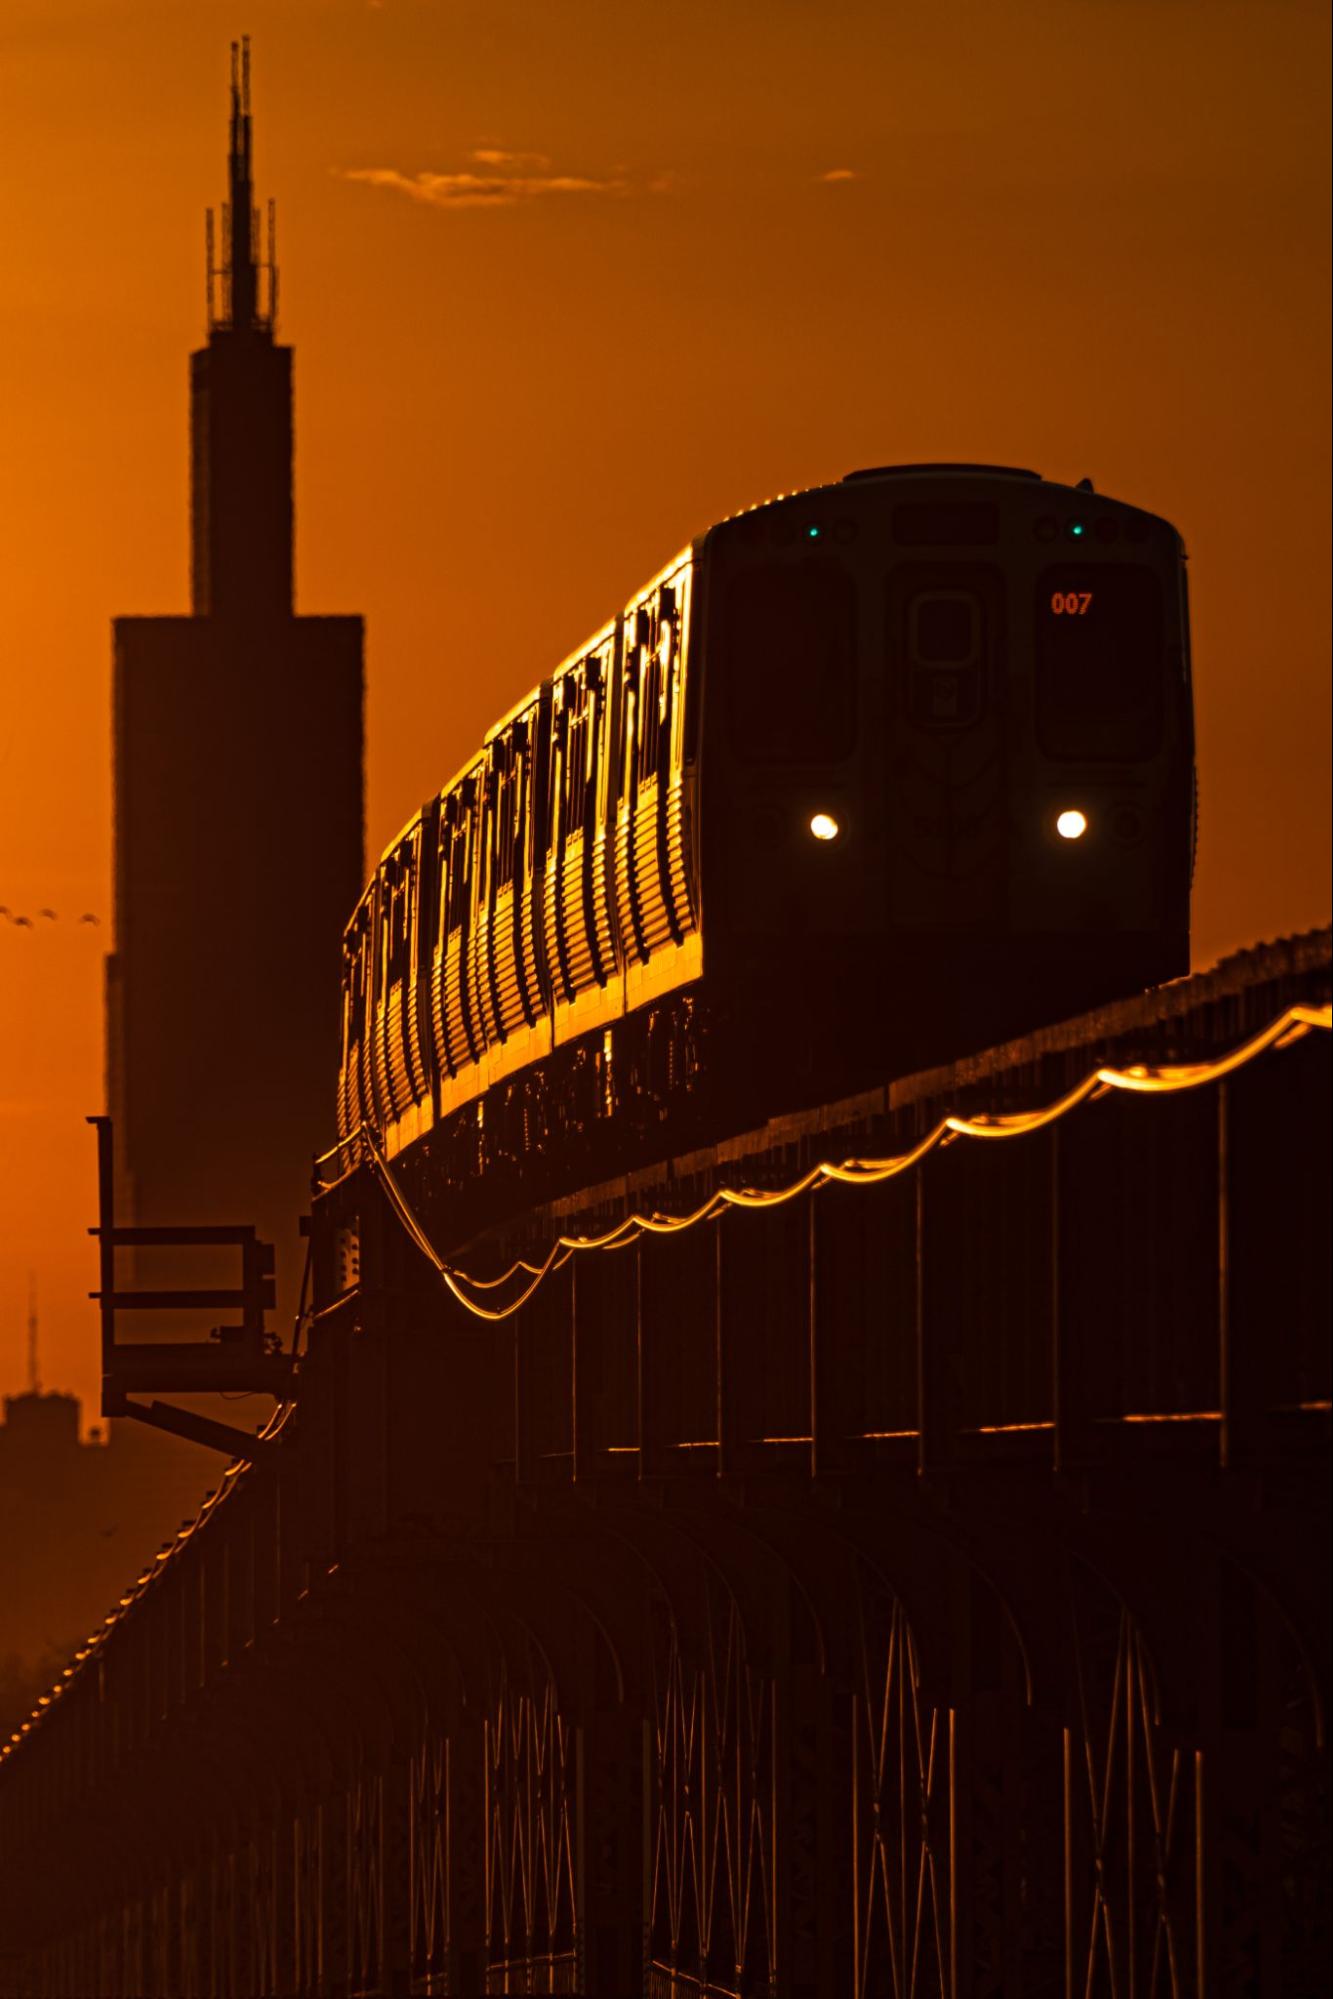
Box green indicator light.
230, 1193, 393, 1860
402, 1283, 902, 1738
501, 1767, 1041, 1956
1070, 521, 1086, 538
807, 525, 821, 539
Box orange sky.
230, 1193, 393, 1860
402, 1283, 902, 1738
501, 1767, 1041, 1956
1, 0, 1329, 1417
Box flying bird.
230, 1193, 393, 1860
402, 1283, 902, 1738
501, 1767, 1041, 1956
38, 908, 57, 921
79, 913, 100, 926
12, 915, 33, 928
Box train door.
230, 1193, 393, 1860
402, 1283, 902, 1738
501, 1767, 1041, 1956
376, 815, 436, 1154
516, 691, 552, 1032
477, 703, 553, 1085
337, 895, 374, 1141
614, 558, 701, 1012
885, 563, 1007, 932
546, 630, 621, 1041
435, 769, 484, 1112
373, 839, 411, 1132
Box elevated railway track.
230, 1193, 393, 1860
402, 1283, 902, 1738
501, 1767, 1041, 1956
1, 932, 1328, 1996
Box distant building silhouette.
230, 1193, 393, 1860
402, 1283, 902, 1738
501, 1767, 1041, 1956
0, 1386, 205, 1677
106, 41, 363, 1318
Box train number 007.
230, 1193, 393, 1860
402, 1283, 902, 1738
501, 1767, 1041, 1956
1050, 591, 1093, 616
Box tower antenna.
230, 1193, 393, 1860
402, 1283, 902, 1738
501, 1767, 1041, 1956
215, 34, 274, 333
27, 1272, 40, 1396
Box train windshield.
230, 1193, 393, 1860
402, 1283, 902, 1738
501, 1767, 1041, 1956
1036, 567, 1163, 759
724, 559, 857, 762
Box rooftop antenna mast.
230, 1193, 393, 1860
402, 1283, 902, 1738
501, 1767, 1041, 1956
205, 35, 276, 332
27, 1272, 40, 1396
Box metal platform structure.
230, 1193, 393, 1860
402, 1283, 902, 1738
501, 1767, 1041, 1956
0, 932, 1328, 1997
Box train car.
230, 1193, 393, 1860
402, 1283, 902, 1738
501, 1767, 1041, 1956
336, 464, 1194, 1225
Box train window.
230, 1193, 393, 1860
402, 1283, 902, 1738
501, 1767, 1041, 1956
445, 796, 473, 930
637, 630, 665, 783
616, 673, 633, 804
639, 657, 657, 781
383, 857, 412, 988
1036, 567, 1163, 759
492, 745, 518, 890
910, 592, 981, 665
891, 569, 997, 731
554, 702, 573, 839
563, 677, 592, 837
724, 559, 857, 763
345, 927, 368, 1041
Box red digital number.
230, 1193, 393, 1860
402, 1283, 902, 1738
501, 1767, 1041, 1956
1051, 591, 1093, 616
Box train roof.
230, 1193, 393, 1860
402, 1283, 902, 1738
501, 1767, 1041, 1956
842, 462, 1041, 481
483, 681, 545, 748
705, 463, 1182, 547
624, 544, 695, 607
551, 617, 617, 685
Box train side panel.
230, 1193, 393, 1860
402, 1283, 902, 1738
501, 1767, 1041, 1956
696, 474, 1192, 1088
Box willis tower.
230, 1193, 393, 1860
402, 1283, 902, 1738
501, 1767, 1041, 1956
107, 42, 364, 1315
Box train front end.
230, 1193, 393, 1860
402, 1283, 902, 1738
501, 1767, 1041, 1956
698, 464, 1194, 1086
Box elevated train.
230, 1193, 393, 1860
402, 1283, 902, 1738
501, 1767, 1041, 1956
337, 465, 1194, 1231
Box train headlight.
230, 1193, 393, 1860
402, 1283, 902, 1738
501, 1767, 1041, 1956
809, 812, 841, 843
1056, 809, 1089, 841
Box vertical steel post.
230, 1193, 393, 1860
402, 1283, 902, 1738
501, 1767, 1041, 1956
808, 1191, 821, 1480
634, 1239, 647, 1480
513, 1289, 525, 1486
714, 1217, 729, 1479
1194, 1749, 1208, 1997
570, 1256, 582, 1483
1063, 1727, 1074, 1999
1051, 1123, 1067, 1475
915, 1166, 930, 1477
948, 1707, 959, 1999
1217, 1080, 1233, 1469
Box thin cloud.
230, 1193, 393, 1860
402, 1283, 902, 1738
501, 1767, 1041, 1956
818, 167, 862, 184
341, 148, 633, 211
470, 148, 552, 172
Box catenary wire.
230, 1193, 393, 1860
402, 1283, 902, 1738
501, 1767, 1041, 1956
349, 1000, 1331, 1322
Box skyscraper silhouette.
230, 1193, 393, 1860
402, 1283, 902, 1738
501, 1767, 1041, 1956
107, 42, 363, 1319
